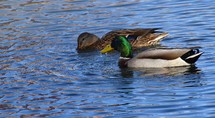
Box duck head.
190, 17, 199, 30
76, 32, 99, 51
101, 36, 133, 58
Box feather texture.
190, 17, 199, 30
77, 28, 168, 52
101, 36, 203, 68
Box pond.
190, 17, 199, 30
0, 0, 215, 117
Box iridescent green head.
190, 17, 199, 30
111, 36, 133, 58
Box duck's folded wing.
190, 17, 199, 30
112, 28, 161, 37
100, 28, 161, 43
135, 48, 191, 60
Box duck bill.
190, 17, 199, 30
100, 44, 114, 54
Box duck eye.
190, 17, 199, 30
81, 37, 86, 41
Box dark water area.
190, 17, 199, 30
0, 0, 215, 117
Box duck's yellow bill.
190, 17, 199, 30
100, 44, 114, 54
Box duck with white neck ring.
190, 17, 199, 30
101, 36, 203, 68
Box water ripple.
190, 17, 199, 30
0, 0, 214, 117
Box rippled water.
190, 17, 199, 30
0, 0, 215, 117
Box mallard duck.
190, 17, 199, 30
77, 28, 168, 52
101, 36, 203, 68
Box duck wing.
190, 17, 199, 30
97, 28, 167, 49
106, 28, 167, 48
127, 48, 202, 68
135, 48, 193, 60
115, 28, 161, 36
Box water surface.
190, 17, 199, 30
0, 0, 215, 117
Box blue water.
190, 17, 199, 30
0, 0, 215, 117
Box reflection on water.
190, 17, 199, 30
120, 65, 203, 88
0, 0, 214, 117
132, 65, 200, 77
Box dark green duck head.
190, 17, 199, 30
101, 36, 133, 58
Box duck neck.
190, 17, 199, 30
118, 44, 133, 67
118, 57, 131, 68
120, 46, 133, 58
94, 38, 112, 50
89, 37, 100, 46
120, 52, 133, 59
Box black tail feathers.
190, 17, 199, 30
181, 49, 203, 64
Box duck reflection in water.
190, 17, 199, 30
120, 65, 201, 78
